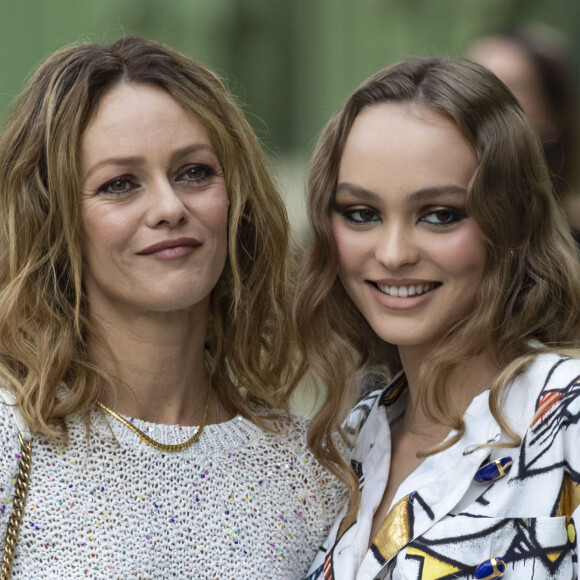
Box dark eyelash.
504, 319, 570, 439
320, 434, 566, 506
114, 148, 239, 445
340, 207, 380, 223
98, 176, 136, 196
421, 208, 468, 226
178, 164, 217, 182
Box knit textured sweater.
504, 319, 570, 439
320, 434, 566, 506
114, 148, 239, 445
0, 402, 346, 579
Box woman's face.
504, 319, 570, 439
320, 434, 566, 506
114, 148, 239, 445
80, 82, 229, 320
331, 102, 487, 358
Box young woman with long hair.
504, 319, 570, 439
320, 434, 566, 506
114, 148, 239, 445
296, 57, 580, 579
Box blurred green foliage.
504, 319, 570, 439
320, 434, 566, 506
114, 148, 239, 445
1, 0, 579, 157
1, 1, 578, 414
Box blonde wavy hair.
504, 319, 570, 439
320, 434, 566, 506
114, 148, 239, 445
294, 57, 580, 500
0, 36, 295, 438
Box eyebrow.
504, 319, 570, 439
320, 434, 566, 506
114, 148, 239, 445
83, 143, 217, 180
335, 182, 383, 204
335, 182, 467, 203
408, 185, 467, 202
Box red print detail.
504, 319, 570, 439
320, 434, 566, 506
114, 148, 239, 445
531, 391, 562, 428
323, 552, 335, 580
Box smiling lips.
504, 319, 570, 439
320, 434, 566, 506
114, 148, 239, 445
138, 237, 201, 257
374, 281, 440, 298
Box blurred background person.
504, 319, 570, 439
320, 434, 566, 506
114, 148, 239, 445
468, 24, 580, 244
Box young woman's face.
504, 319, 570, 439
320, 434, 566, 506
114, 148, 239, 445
332, 102, 487, 357
80, 82, 229, 320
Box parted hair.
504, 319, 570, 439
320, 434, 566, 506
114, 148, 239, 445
0, 36, 294, 437
294, 57, 580, 498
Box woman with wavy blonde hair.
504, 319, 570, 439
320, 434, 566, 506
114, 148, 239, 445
0, 36, 345, 578
297, 57, 580, 579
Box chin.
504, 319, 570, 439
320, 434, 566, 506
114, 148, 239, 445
152, 298, 210, 314
131, 290, 210, 315
368, 324, 436, 350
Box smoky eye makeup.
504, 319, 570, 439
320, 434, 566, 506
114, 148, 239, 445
419, 207, 469, 227
340, 207, 381, 224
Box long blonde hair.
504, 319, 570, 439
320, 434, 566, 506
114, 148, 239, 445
0, 36, 295, 437
294, 57, 580, 498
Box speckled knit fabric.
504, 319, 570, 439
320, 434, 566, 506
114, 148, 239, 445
0, 402, 347, 579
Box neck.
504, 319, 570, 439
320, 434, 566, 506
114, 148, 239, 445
397, 344, 498, 438
88, 304, 212, 426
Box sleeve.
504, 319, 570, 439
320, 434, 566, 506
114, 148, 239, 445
557, 358, 580, 578
537, 356, 580, 578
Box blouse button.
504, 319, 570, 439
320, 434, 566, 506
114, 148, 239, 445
474, 457, 513, 483
474, 557, 506, 579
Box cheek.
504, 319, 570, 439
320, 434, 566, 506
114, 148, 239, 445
212, 202, 230, 238
81, 203, 138, 254
331, 217, 367, 270
443, 224, 487, 282
195, 191, 230, 236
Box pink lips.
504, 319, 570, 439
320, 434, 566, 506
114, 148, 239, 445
137, 237, 201, 258
368, 279, 441, 310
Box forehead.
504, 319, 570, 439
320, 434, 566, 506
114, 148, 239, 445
85, 82, 202, 134
338, 102, 477, 199
345, 101, 462, 148
80, 83, 213, 168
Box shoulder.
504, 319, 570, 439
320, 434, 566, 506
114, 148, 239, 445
265, 412, 348, 478
252, 411, 348, 510
251, 411, 317, 456
503, 352, 580, 499
530, 352, 580, 419
0, 389, 31, 440
512, 351, 580, 400
0, 390, 27, 488
0, 390, 28, 440
261, 412, 347, 463
506, 351, 580, 438
530, 350, 580, 377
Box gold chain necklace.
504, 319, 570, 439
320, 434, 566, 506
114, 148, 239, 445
97, 388, 211, 453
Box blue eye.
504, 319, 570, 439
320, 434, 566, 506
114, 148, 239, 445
341, 208, 380, 223
421, 209, 467, 226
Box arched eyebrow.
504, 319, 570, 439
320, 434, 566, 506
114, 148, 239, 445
408, 185, 467, 202
335, 182, 383, 203
336, 182, 466, 203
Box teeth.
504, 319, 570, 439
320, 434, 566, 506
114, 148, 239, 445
376, 282, 436, 297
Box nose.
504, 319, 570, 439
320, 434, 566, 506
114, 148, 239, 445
374, 222, 419, 269
145, 177, 189, 228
